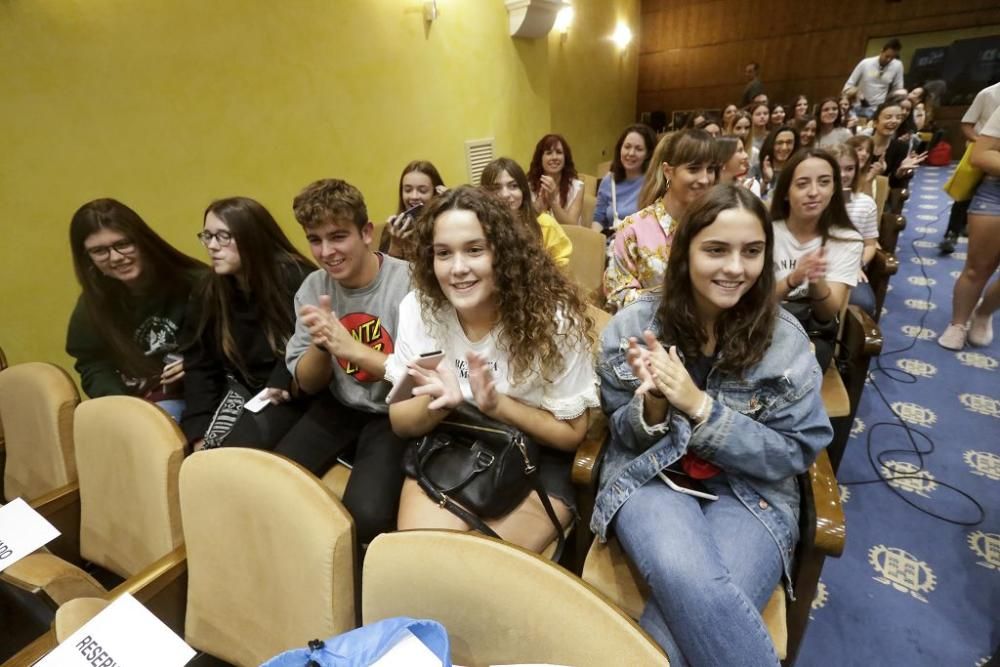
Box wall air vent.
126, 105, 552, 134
464, 138, 496, 185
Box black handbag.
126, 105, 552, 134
403, 402, 566, 560
782, 300, 839, 370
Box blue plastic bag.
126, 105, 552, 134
261, 616, 452, 667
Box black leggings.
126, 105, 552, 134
272, 394, 407, 546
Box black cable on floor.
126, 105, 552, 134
839, 191, 986, 527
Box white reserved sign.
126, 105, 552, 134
38, 593, 195, 667
0, 497, 60, 572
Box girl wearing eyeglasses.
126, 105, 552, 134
67, 198, 206, 420
180, 197, 316, 451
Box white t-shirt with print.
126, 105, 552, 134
772, 220, 863, 299
384, 291, 599, 420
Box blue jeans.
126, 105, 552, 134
613, 477, 783, 667
155, 399, 185, 423
849, 280, 876, 317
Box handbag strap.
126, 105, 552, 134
415, 459, 567, 563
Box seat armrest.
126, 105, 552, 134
808, 450, 845, 557
29, 482, 80, 516
844, 305, 883, 358
0, 552, 105, 605
870, 248, 899, 276
572, 409, 608, 487
107, 545, 187, 604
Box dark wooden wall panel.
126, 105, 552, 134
638, 0, 1000, 115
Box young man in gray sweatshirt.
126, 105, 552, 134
280, 178, 411, 546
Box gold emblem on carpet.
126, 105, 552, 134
881, 460, 937, 497
965, 450, 1000, 481
968, 531, 1000, 571
957, 352, 998, 371
959, 394, 1000, 418
896, 358, 937, 378
891, 402, 937, 427
869, 545, 936, 603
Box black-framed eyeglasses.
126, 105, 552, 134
197, 230, 234, 247
86, 240, 136, 261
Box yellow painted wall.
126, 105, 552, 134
0, 0, 638, 376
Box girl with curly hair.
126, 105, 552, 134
386, 186, 598, 552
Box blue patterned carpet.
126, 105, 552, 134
797, 165, 1000, 666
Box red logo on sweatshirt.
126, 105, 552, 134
337, 312, 394, 382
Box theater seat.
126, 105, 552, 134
581, 190, 597, 231
564, 226, 608, 306
582, 449, 844, 666
3, 397, 186, 595
363, 530, 667, 666
1, 397, 188, 662
0, 363, 80, 504
53, 597, 110, 642
180, 448, 356, 667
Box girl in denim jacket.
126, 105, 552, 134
594, 184, 832, 666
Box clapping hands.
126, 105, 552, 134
626, 332, 705, 417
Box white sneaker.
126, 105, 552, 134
938, 323, 968, 350
968, 309, 994, 347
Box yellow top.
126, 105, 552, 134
537, 213, 573, 268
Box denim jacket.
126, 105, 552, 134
591, 295, 832, 589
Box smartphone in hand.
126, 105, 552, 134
386, 351, 445, 404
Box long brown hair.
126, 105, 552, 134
411, 186, 593, 384
194, 197, 314, 379
656, 184, 776, 375
769, 148, 859, 243
69, 198, 205, 379
480, 157, 541, 240
528, 134, 579, 208
396, 160, 445, 215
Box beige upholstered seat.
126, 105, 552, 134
1, 396, 189, 661
581, 191, 597, 230
564, 226, 607, 306
581, 450, 846, 665
320, 462, 351, 499
75, 397, 186, 578
582, 538, 787, 660
180, 448, 356, 667
54, 597, 111, 641
0, 362, 80, 503
363, 530, 668, 666
3, 397, 186, 593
